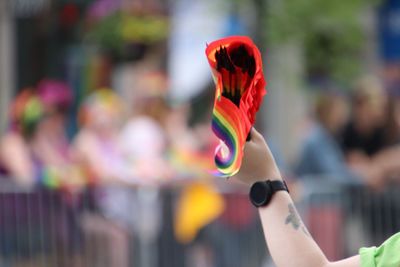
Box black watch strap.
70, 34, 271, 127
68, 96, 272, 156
270, 180, 290, 193
249, 180, 289, 207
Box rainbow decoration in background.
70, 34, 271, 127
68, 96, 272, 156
205, 36, 267, 177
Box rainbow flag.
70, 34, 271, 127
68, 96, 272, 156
205, 36, 267, 177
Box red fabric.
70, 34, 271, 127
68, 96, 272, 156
206, 36, 267, 130
205, 36, 267, 176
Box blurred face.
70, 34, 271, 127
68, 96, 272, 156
135, 96, 168, 125
328, 97, 349, 132
89, 104, 120, 132
35, 112, 66, 138
355, 94, 387, 130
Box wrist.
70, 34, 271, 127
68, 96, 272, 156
232, 165, 282, 186
266, 170, 282, 181
245, 173, 282, 187
256, 169, 282, 182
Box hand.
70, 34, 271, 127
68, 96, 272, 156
353, 162, 386, 190
231, 128, 281, 186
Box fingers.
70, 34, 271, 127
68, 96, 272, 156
243, 128, 267, 154
249, 127, 265, 144
246, 131, 252, 141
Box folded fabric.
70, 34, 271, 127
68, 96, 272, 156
205, 36, 267, 177
360, 232, 400, 267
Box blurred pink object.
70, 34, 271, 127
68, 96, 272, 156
87, 0, 121, 20
37, 79, 73, 110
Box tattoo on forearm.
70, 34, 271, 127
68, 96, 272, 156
285, 203, 311, 237
285, 204, 300, 229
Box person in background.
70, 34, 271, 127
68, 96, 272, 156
342, 76, 387, 156
355, 83, 400, 181
341, 76, 387, 188
296, 90, 359, 182
33, 79, 84, 267
0, 80, 84, 267
119, 71, 172, 184
0, 89, 49, 266
73, 88, 134, 267
296, 90, 380, 184
118, 72, 172, 267
231, 127, 400, 267
362, 91, 400, 244
340, 76, 400, 245
0, 89, 38, 186
74, 89, 136, 187
373, 94, 400, 178
32, 79, 82, 189
0, 81, 82, 188
295, 90, 361, 260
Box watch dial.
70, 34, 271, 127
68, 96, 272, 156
251, 182, 270, 206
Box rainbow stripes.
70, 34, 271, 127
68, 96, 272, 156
211, 96, 247, 177
206, 36, 267, 177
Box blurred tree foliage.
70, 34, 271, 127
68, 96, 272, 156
262, 0, 382, 85
86, 12, 169, 59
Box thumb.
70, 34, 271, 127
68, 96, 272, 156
248, 127, 265, 144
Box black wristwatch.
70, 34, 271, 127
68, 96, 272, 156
249, 180, 289, 207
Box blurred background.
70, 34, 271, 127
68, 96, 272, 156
1, 0, 400, 266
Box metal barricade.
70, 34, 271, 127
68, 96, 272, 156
299, 176, 400, 261
0, 178, 268, 267
1, 176, 398, 267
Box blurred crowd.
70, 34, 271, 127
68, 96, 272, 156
0, 78, 216, 189
2, 0, 400, 267
0, 75, 223, 267
296, 75, 400, 189
3, 69, 400, 266
294, 74, 400, 259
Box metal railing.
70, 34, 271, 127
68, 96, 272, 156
0, 178, 267, 267
0, 176, 399, 267
299, 176, 400, 261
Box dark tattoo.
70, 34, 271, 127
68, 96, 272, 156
285, 203, 311, 237
285, 204, 300, 229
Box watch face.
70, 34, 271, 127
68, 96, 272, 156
250, 181, 272, 207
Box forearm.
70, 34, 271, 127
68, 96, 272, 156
258, 190, 328, 267
258, 189, 361, 267
235, 129, 361, 267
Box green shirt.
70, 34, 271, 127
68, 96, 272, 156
360, 232, 400, 267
